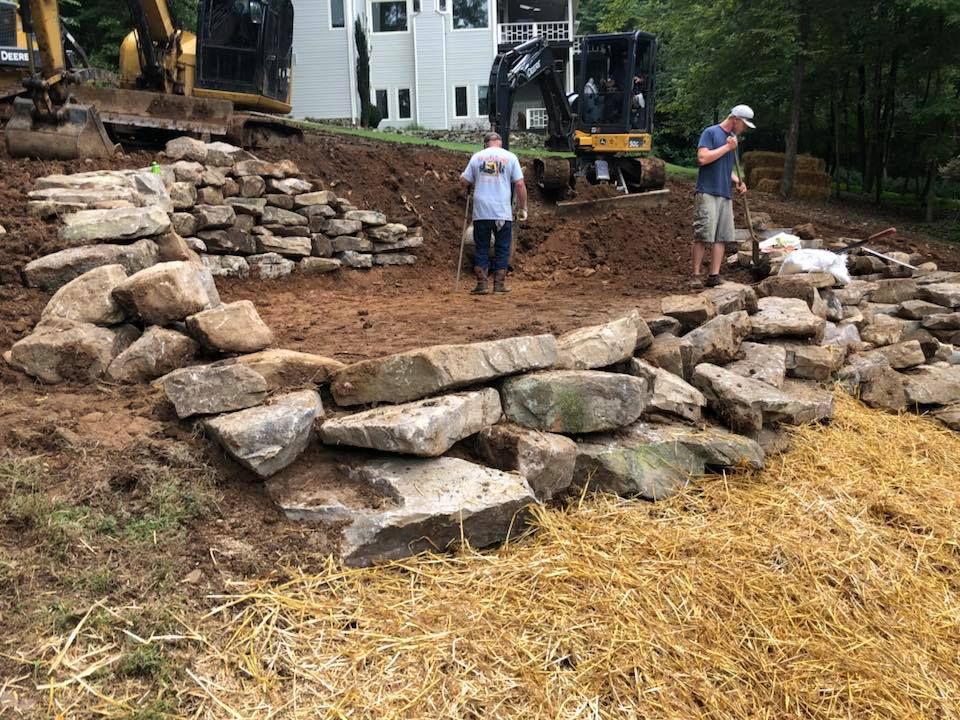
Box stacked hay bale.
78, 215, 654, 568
743, 151, 831, 199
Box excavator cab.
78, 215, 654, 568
576, 32, 655, 135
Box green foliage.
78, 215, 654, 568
355, 17, 375, 127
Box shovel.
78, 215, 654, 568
732, 149, 759, 268
455, 193, 473, 291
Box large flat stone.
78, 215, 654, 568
186, 300, 274, 354
23, 239, 159, 291
106, 326, 198, 383
771, 341, 846, 381
320, 389, 501, 456
683, 310, 751, 369
871, 279, 918, 304
230, 349, 345, 390
917, 283, 960, 309
861, 340, 926, 370
757, 272, 836, 297
749, 297, 825, 340
861, 315, 907, 346
294, 191, 337, 207
262, 206, 307, 227
59, 206, 170, 245
162, 363, 267, 418
860, 367, 907, 412
501, 370, 648, 433
626, 358, 705, 422
661, 294, 716, 332
266, 455, 534, 567
556, 311, 639, 370
922, 313, 960, 331
902, 365, 960, 406
112, 261, 213, 325
40, 264, 127, 325
725, 341, 786, 388
205, 390, 322, 477
473, 424, 576, 501
247, 252, 296, 279
640, 334, 692, 378
332, 334, 558, 406
256, 235, 311, 257
699, 282, 759, 314
194, 204, 236, 230
8, 321, 138, 384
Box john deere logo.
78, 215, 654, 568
0, 48, 31, 65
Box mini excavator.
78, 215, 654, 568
2, 0, 300, 159
489, 32, 668, 209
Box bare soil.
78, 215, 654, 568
1, 130, 959, 714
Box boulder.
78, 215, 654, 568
8, 321, 138, 384
625, 358, 705, 422
194, 204, 236, 230
336, 251, 374, 268
202, 254, 250, 279
164, 136, 208, 162
247, 252, 296, 279
861, 340, 926, 370
749, 297, 825, 340
331, 235, 373, 253
238, 175, 266, 197
169, 160, 204, 185
199, 228, 257, 255
294, 191, 338, 207
757, 272, 836, 297
155, 231, 200, 263
366, 223, 408, 244
233, 159, 286, 178
332, 334, 558, 406
921, 313, 960, 332
112, 261, 213, 325
162, 363, 267, 418
725, 341, 787, 389
871, 278, 917, 304
556, 311, 639, 370
860, 367, 907, 412
344, 209, 387, 226
325, 218, 363, 236
661, 294, 716, 332
262, 206, 306, 226
645, 315, 682, 336
168, 182, 197, 211
683, 311, 751, 368
692, 363, 833, 436
205, 390, 323, 478
202, 167, 226, 187
23, 240, 159, 291
833, 280, 878, 305
320, 389, 501, 457
699, 282, 759, 314
917, 283, 960, 309
265, 177, 311, 195
861, 314, 906, 347
837, 352, 892, 385
264, 224, 310, 237
59, 206, 170, 245
266, 194, 295, 209
372, 253, 417, 266
772, 341, 845, 381
931, 405, 960, 431
225, 197, 267, 218
902, 365, 960, 406
473, 424, 576, 501
40, 264, 127, 325
300, 257, 341, 274
106, 327, 198, 383
500, 370, 649, 434
171, 212, 197, 237
231, 349, 345, 390
204, 141, 253, 166
186, 300, 273, 353
256, 235, 311, 257
197, 187, 224, 206
372, 234, 423, 253
266, 455, 534, 567
640, 334, 692, 378
897, 300, 945, 320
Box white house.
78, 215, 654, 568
290, 0, 577, 130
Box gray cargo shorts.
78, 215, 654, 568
693, 192, 735, 244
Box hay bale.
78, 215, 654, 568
755, 178, 781, 194
743, 151, 827, 179
794, 170, 830, 188
792, 182, 831, 200
749, 167, 784, 185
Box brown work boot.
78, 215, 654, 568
470, 267, 489, 294
493, 269, 510, 293
689, 275, 705, 290
705, 273, 722, 287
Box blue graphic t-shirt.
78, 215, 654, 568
695, 124, 735, 199
461, 147, 524, 221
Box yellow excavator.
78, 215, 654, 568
3, 0, 300, 160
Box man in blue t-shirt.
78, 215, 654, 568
690, 104, 755, 288
460, 131, 528, 294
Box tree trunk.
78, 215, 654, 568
780, 0, 809, 199
925, 159, 937, 223
857, 64, 867, 182
832, 81, 842, 199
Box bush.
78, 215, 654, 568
364, 105, 383, 130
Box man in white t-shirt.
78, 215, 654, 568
460, 131, 528, 294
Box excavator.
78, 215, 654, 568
488, 32, 667, 208
3, 0, 299, 160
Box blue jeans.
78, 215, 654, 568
473, 220, 512, 272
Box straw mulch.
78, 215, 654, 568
37, 394, 960, 718
749, 166, 831, 188
742, 151, 826, 176
754, 178, 831, 200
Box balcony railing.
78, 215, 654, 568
497, 21, 571, 45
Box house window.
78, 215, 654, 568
372, 1, 407, 32
398, 89, 412, 119
438, 0, 447, 11
454, 86, 468, 117
477, 84, 489, 116
453, 0, 487, 29
413, 0, 420, 10
375, 89, 389, 118
331, 0, 345, 27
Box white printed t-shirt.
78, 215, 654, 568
461, 147, 524, 221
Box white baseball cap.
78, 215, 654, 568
730, 104, 756, 128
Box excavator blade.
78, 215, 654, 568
556, 188, 670, 214
5, 96, 117, 160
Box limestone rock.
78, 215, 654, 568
501, 370, 648, 433
757, 272, 837, 297
225, 197, 267, 218
626, 358, 705, 422
871, 279, 917, 304
204, 141, 253, 166
645, 315, 681, 336
897, 300, 945, 320
918, 283, 960, 309
922, 313, 960, 332
112, 261, 213, 325
202, 167, 226, 187
860, 367, 907, 412
171, 212, 197, 237
262, 206, 306, 226
59, 206, 170, 245
473, 424, 576, 501
336, 251, 374, 268
40, 264, 127, 325
300, 257, 341, 274
247, 252, 296, 279
683, 311, 751, 368
170, 160, 203, 185
902, 365, 960, 406
106, 327, 198, 383
931, 404, 960, 431
202, 254, 250, 279
232, 349, 345, 390
186, 300, 273, 353
162, 364, 267, 418
165, 136, 208, 162
197, 187, 224, 206
294, 191, 337, 207
661, 294, 716, 333
205, 390, 323, 478
194, 204, 236, 230
199, 228, 257, 255
861, 314, 906, 347
556, 311, 639, 370
770, 341, 846, 381
266, 177, 312, 195
155, 231, 200, 263
700, 282, 759, 314
344, 209, 387, 226
372, 253, 416, 266
726, 341, 787, 389
169, 182, 197, 211
233, 159, 286, 178
640, 334, 692, 378
749, 297, 825, 340
238, 175, 266, 197
332, 334, 558, 406
321, 389, 501, 456
256, 235, 311, 257
372, 234, 424, 253
23, 240, 159, 292
325, 218, 363, 236
8, 321, 138, 384
862, 340, 926, 370
331, 235, 373, 253
833, 280, 878, 305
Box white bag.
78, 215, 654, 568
778, 248, 851, 285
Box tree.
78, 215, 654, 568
354, 17, 380, 128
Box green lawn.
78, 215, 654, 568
298, 121, 697, 179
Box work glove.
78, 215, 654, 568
517, 208, 528, 222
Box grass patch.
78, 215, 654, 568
116, 645, 171, 680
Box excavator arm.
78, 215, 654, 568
488, 37, 575, 153
123, 0, 186, 93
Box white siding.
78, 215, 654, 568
444, 1, 494, 130
368, 3, 416, 128
412, 1, 446, 128
291, 0, 355, 120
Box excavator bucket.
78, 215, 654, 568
5, 96, 116, 160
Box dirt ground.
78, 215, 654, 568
2, 131, 960, 715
